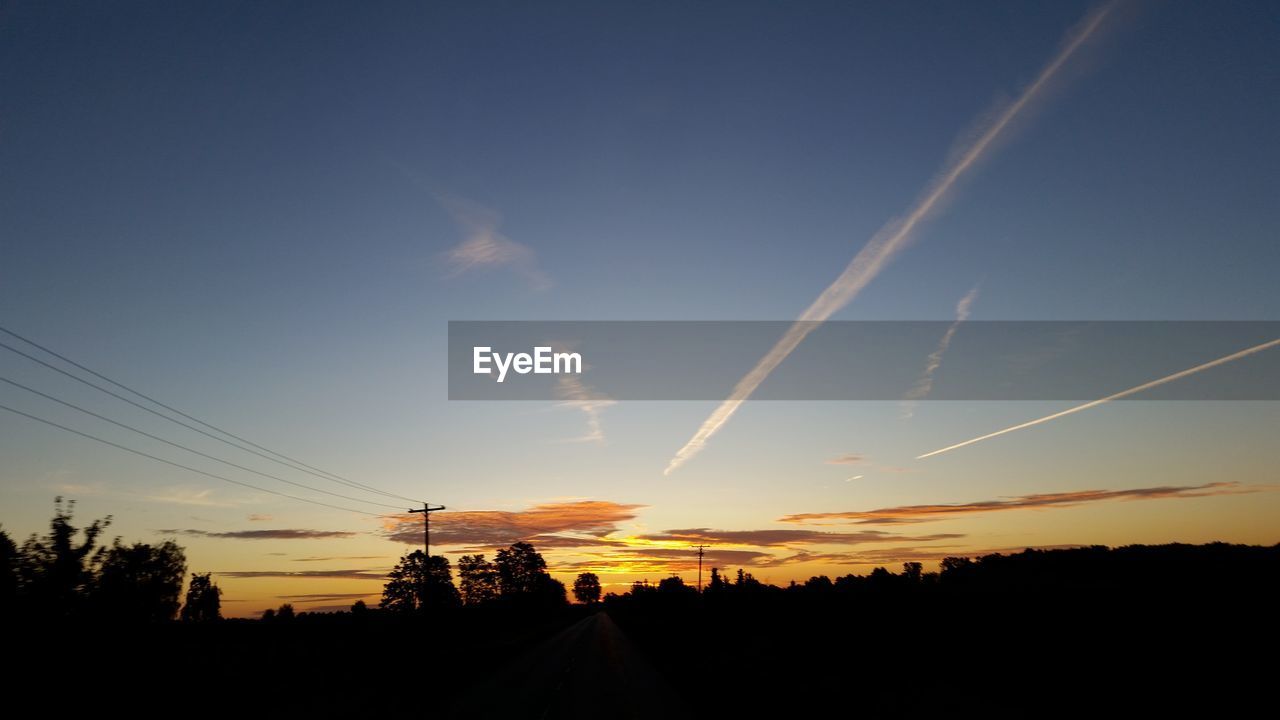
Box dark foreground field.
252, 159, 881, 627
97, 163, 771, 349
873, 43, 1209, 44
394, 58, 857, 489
8, 543, 1278, 717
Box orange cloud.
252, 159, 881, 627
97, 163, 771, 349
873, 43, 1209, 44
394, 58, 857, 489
216, 569, 386, 580
276, 593, 379, 604
779, 482, 1257, 525
158, 528, 358, 539
554, 547, 774, 574
638, 528, 962, 547
825, 453, 865, 465
381, 500, 645, 547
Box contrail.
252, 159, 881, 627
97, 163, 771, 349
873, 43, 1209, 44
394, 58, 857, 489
555, 375, 615, 443
901, 284, 981, 418
664, 3, 1118, 475
916, 337, 1280, 460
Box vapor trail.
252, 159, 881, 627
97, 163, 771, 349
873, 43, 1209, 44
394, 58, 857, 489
901, 284, 981, 418
664, 4, 1118, 475
916, 337, 1280, 460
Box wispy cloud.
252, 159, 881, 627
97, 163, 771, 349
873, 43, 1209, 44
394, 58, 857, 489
555, 548, 775, 574
555, 375, 615, 444
779, 481, 1257, 525
439, 192, 551, 290
143, 486, 238, 507
902, 284, 980, 417
535, 525, 963, 575
550, 542, 972, 574
247, 514, 273, 522
157, 528, 359, 540
825, 453, 865, 465
215, 569, 387, 581
382, 500, 644, 547
917, 336, 1280, 459
663, 3, 1118, 475
276, 592, 379, 604
637, 528, 962, 547
54, 483, 105, 496
291, 555, 389, 562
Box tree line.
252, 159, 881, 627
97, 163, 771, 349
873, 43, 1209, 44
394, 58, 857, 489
375, 542, 601, 613
8, 498, 1277, 623
0, 498, 222, 622
606, 541, 1280, 610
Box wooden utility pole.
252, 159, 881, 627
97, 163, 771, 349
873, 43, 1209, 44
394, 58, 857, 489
408, 503, 446, 558
408, 503, 445, 609
695, 544, 709, 592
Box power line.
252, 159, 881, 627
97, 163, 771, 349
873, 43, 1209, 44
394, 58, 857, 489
694, 544, 709, 592
0, 337, 386, 497
0, 374, 405, 510
0, 327, 422, 503
0, 401, 384, 517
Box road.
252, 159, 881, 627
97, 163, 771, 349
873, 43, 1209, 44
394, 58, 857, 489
446, 612, 687, 719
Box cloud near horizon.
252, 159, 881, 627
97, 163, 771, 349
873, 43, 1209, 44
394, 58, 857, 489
535, 524, 964, 575
276, 592, 379, 604
555, 547, 775, 574
382, 500, 645, 548
638, 528, 963, 547
779, 481, 1257, 525
291, 555, 390, 562
216, 569, 387, 581
157, 528, 359, 540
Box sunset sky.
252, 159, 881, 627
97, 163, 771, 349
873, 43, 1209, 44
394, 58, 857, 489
1, 1, 1277, 616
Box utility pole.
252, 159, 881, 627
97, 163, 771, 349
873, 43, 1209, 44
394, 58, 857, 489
408, 503, 446, 558
694, 544, 709, 592
408, 503, 445, 610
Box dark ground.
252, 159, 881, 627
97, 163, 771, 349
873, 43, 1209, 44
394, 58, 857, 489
8, 543, 1278, 717
8, 595, 1272, 718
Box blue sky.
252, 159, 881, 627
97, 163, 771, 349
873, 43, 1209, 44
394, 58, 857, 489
1, 1, 1277, 613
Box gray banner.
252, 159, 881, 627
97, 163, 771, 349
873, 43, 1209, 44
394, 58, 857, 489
448, 321, 1280, 401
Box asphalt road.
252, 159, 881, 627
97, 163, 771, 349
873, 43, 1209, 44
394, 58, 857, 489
446, 612, 687, 720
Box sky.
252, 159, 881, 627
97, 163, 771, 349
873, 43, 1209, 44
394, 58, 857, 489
1, 1, 1277, 616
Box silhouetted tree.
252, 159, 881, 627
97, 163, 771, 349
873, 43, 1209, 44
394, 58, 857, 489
381, 550, 460, 612
491, 542, 565, 607
535, 574, 569, 607
276, 603, 295, 621
17, 498, 111, 617
457, 553, 500, 605
803, 575, 833, 592
658, 574, 695, 594
495, 542, 548, 597
939, 556, 977, 587
350, 599, 368, 616
180, 572, 222, 622
261, 608, 276, 621
0, 527, 16, 612
902, 562, 923, 583
707, 567, 727, 593
866, 566, 897, 592
573, 572, 601, 604
732, 568, 762, 591
93, 540, 187, 622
